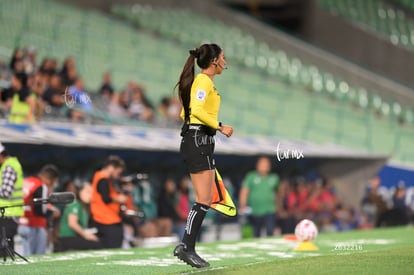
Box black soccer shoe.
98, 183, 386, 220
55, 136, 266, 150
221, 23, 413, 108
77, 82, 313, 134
173, 243, 210, 268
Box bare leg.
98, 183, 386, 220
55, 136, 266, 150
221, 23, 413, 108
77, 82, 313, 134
190, 169, 215, 205
174, 169, 214, 268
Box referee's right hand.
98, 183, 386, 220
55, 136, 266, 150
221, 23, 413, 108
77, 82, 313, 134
219, 125, 233, 138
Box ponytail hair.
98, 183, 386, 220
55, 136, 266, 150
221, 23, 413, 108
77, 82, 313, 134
176, 43, 222, 121
176, 54, 196, 121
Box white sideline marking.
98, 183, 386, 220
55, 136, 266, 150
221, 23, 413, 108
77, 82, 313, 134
20, 237, 394, 268
29, 250, 134, 263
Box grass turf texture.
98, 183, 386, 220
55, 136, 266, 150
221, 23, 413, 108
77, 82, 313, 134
2, 226, 414, 274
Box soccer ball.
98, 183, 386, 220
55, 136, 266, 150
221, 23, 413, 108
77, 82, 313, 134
295, 219, 318, 241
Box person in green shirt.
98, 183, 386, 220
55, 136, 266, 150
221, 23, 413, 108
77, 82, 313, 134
59, 183, 102, 251
239, 156, 280, 237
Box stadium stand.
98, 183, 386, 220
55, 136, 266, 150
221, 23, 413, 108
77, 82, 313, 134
319, 0, 414, 49
111, 4, 414, 126
0, 0, 187, 125
1, 0, 414, 162
394, 0, 414, 11
110, 4, 414, 161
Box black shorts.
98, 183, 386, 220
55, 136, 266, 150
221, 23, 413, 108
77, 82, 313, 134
59, 236, 103, 252
180, 124, 216, 173
94, 222, 123, 249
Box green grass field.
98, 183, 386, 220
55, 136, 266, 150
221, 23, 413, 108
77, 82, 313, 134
2, 226, 414, 274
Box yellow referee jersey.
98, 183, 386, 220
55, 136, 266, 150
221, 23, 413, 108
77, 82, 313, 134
181, 73, 221, 129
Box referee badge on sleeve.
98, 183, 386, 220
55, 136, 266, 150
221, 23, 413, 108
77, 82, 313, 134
196, 90, 206, 101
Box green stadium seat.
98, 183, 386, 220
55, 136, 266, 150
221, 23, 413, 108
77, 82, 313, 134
319, 0, 414, 49
1, 0, 414, 164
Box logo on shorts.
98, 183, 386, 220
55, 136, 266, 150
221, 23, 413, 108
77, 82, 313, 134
193, 129, 215, 147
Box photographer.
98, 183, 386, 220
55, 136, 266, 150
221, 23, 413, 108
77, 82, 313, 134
59, 183, 102, 251
120, 173, 157, 245
90, 155, 126, 249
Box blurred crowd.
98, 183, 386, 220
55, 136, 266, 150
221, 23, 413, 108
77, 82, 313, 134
52, 161, 194, 251
1, 142, 413, 257
0, 47, 181, 126
276, 176, 367, 234
1, 48, 413, 256
239, 157, 414, 238
1, 144, 199, 256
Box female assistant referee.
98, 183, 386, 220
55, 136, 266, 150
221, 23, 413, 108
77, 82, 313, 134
173, 44, 233, 268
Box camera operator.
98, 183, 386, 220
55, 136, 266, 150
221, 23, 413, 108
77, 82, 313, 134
90, 155, 126, 249
118, 177, 141, 248
0, 142, 24, 256
119, 173, 158, 247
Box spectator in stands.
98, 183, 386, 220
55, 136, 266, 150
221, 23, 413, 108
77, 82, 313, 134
23, 47, 37, 75
11, 59, 26, 75
39, 58, 58, 78
7, 72, 36, 124
157, 178, 179, 236
29, 73, 46, 122
59, 182, 102, 251
42, 73, 65, 109
90, 155, 127, 248
9, 48, 24, 72
67, 77, 93, 121
0, 78, 11, 117
239, 156, 280, 237
107, 92, 128, 118
126, 83, 153, 122
0, 142, 24, 256
98, 72, 114, 100
18, 164, 60, 256
60, 57, 77, 86
158, 96, 182, 126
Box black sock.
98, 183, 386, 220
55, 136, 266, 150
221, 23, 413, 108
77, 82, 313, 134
182, 202, 209, 251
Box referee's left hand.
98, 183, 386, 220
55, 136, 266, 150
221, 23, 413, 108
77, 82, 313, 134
219, 125, 234, 138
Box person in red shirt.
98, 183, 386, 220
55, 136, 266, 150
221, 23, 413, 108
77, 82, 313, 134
18, 164, 60, 256
175, 176, 190, 239
277, 177, 309, 234
90, 155, 126, 248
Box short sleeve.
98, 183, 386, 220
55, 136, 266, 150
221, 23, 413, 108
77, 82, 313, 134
272, 174, 280, 190
242, 172, 254, 189
67, 201, 80, 216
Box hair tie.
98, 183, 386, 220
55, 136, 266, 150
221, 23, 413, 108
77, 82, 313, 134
189, 48, 200, 58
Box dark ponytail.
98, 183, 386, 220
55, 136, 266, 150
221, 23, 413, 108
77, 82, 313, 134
176, 44, 222, 121
176, 54, 196, 121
